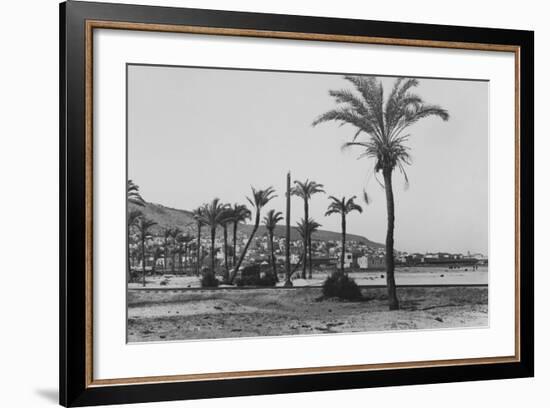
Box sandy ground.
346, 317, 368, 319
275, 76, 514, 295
128, 266, 488, 289
127, 286, 488, 342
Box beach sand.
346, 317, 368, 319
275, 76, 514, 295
127, 286, 488, 342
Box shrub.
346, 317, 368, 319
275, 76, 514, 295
235, 264, 277, 287
322, 272, 362, 301
200, 271, 219, 288
258, 272, 278, 287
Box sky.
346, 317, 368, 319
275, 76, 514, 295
127, 64, 488, 255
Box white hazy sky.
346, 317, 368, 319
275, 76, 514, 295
128, 64, 488, 254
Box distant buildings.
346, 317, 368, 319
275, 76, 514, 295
357, 255, 386, 270
404, 252, 486, 266
130, 227, 487, 273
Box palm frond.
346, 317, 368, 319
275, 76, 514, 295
127, 209, 143, 227
291, 179, 325, 200
325, 195, 362, 216
263, 209, 284, 231
127, 179, 145, 206
312, 75, 449, 191
247, 186, 277, 210
362, 189, 371, 205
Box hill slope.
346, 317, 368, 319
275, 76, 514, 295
130, 202, 384, 248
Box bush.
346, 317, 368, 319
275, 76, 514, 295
235, 265, 277, 287
258, 272, 278, 287
200, 271, 219, 288
322, 272, 362, 301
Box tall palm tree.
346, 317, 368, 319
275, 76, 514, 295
313, 76, 449, 309
297, 218, 322, 278
192, 206, 205, 275
230, 187, 276, 283
196, 199, 230, 276
291, 179, 324, 278
135, 217, 157, 287
325, 196, 363, 273
263, 209, 284, 281
127, 209, 142, 282
127, 179, 145, 207
230, 204, 252, 267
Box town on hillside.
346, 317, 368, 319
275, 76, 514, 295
128, 227, 488, 277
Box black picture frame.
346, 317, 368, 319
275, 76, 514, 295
60, 1, 534, 406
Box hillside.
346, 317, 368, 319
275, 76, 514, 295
130, 202, 384, 248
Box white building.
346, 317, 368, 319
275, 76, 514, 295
337, 252, 353, 269
357, 255, 386, 270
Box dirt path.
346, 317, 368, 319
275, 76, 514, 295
127, 286, 488, 342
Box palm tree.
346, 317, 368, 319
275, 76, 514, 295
297, 218, 322, 278
230, 204, 252, 267
127, 179, 145, 207
196, 198, 230, 276
325, 196, 363, 273
135, 217, 157, 287
230, 187, 276, 283
192, 206, 205, 275
127, 209, 142, 282
291, 179, 324, 278
313, 76, 449, 309
263, 209, 284, 281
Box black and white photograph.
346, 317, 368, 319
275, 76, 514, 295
126, 65, 489, 342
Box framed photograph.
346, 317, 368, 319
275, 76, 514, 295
60, 1, 534, 406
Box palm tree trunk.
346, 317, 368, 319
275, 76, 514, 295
308, 235, 313, 279
291, 253, 305, 275
285, 172, 291, 285
223, 225, 229, 282
230, 211, 260, 283
127, 238, 131, 284
141, 236, 146, 287
184, 243, 188, 274
341, 214, 346, 273
178, 247, 182, 274
269, 230, 278, 281
210, 227, 216, 275
163, 238, 168, 275
232, 222, 238, 267
302, 200, 308, 279
196, 224, 201, 275
383, 167, 399, 310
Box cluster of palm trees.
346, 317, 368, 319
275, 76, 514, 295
128, 76, 449, 311
127, 178, 366, 289
191, 187, 277, 284
128, 181, 198, 286
191, 202, 252, 281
